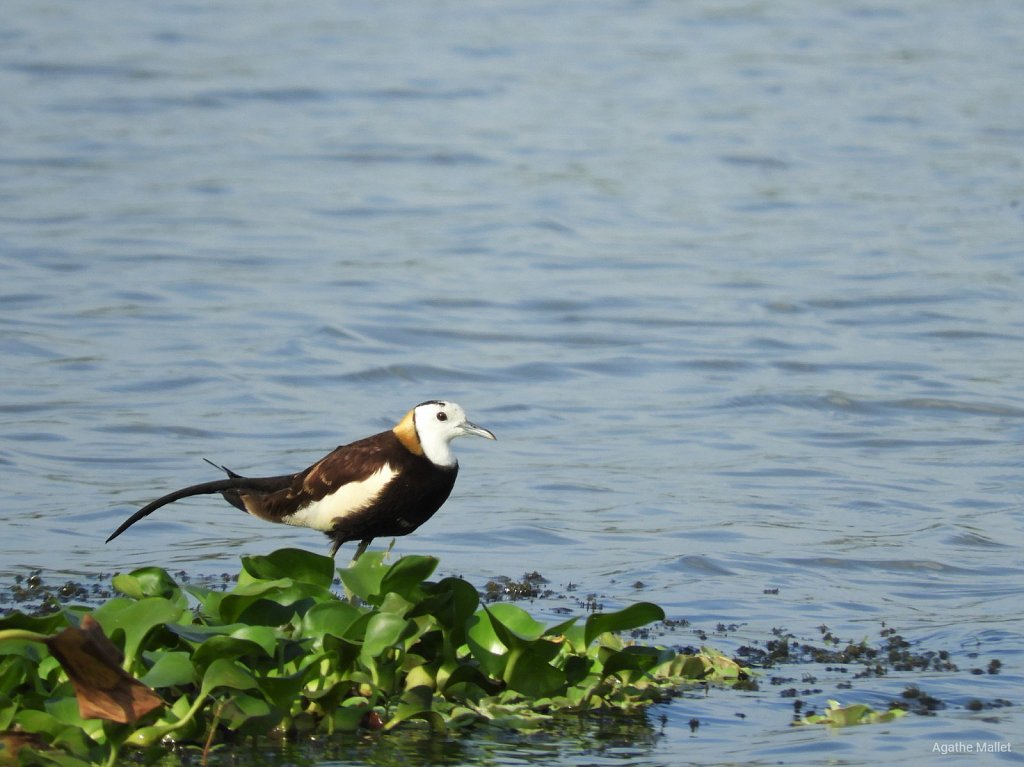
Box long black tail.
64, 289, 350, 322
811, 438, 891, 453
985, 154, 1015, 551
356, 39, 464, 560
105, 462, 294, 543
105, 478, 248, 543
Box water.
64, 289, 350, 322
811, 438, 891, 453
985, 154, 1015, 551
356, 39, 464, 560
2, 1, 1023, 764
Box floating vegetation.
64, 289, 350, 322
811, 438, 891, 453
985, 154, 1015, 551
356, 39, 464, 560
793, 699, 907, 727
0, 549, 748, 766
1, 555, 1011, 764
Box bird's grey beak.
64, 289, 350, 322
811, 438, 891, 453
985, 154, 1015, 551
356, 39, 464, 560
462, 421, 496, 440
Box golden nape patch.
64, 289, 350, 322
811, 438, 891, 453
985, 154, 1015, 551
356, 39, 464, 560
392, 408, 424, 455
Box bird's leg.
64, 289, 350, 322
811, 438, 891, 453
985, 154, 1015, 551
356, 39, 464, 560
342, 538, 374, 605
351, 538, 372, 563
384, 537, 396, 561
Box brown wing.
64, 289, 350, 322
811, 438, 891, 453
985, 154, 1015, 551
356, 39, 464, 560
240, 431, 405, 522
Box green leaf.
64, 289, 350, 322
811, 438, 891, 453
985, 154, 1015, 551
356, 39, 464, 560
240, 548, 336, 589
41, 699, 105, 754
139, 651, 195, 688
301, 601, 363, 643
361, 613, 410, 659
218, 579, 329, 625
584, 602, 665, 647
404, 663, 435, 691
227, 624, 280, 656
220, 692, 277, 732
472, 699, 551, 732
466, 608, 566, 695
795, 699, 908, 727
504, 644, 566, 698
89, 596, 185, 668
465, 613, 506, 659
41, 697, 86, 729
13, 709, 63, 736
659, 647, 746, 681
414, 577, 480, 634
384, 685, 445, 732
376, 556, 439, 602
184, 584, 226, 619
704, 648, 746, 681
484, 604, 547, 646
562, 654, 595, 686
0, 698, 15, 731
337, 550, 387, 601
258, 667, 316, 710
164, 622, 248, 644
330, 698, 371, 732
112, 567, 183, 603
0, 610, 71, 635
199, 657, 259, 697
337, 610, 374, 643
191, 632, 275, 672
600, 645, 671, 679
7, 746, 94, 767
438, 663, 499, 696
561, 623, 587, 652
543, 615, 579, 638
0, 639, 46, 662
377, 591, 415, 616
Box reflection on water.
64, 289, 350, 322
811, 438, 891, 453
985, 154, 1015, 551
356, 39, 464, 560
227, 712, 665, 767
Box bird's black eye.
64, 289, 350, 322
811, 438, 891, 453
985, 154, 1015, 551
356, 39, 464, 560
436, 412, 448, 421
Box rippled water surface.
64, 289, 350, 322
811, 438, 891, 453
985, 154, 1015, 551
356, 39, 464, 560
2, 1, 1022, 764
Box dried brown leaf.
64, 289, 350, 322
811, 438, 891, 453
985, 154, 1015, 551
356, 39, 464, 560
44, 614, 164, 724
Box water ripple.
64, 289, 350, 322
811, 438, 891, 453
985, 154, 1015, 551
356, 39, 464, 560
720, 391, 1024, 418
782, 556, 977, 575
329, 365, 494, 384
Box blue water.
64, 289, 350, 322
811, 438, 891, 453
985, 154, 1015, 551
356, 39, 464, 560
2, 1, 1022, 764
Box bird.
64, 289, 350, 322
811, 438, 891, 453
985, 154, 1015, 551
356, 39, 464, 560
105, 400, 496, 560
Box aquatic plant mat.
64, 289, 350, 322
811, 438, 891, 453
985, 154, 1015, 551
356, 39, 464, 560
0, 549, 1009, 765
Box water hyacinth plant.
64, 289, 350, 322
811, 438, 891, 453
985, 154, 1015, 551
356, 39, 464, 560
0, 548, 748, 765
793, 699, 907, 727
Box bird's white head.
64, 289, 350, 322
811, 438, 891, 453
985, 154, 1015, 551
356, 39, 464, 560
396, 400, 496, 467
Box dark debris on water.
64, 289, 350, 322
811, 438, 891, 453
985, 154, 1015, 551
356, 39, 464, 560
733, 621, 1012, 720
3, 571, 111, 617
0, 570, 239, 618
483, 570, 553, 602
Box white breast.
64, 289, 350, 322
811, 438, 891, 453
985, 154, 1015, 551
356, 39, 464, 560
283, 464, 397, 531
